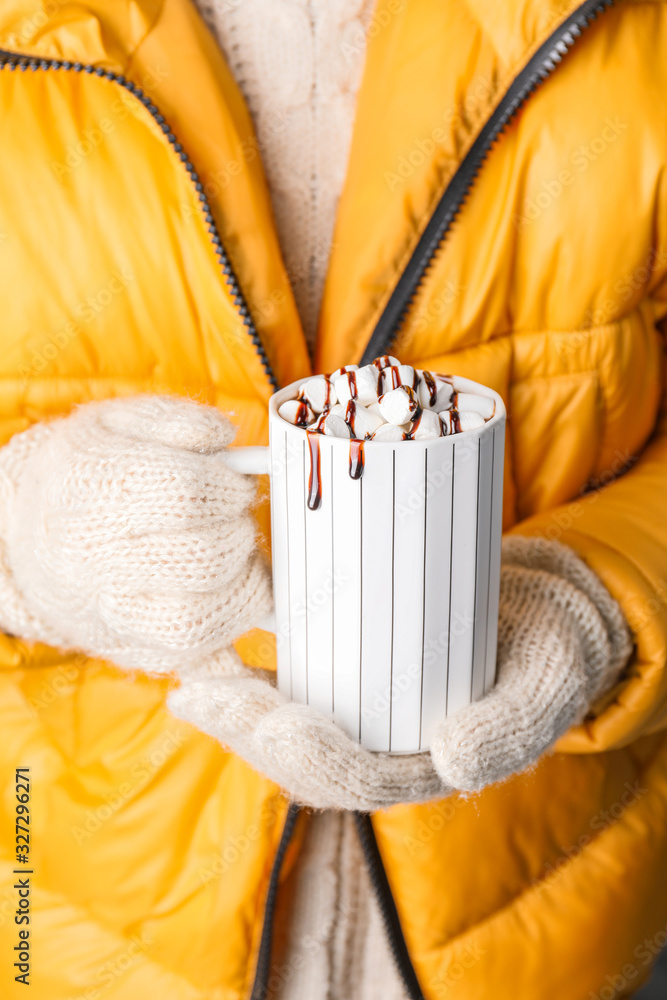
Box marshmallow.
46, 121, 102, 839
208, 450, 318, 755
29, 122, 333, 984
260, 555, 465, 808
378, 386, 419, 425
329, 364, 358, 380
378, 366, 401, 393
417, 371, 455, 412
323, 414, 351, 438
408, 408, 442, 440
398, 364, 417, 389
440, 410, 484, 433
278, 358, 497, 443
449, 376, 472, 393
279, 399, 315, 427
333, 371, 356, 405
334, 365, 381, 406
355, 364, 383, 404
439, 411, 454, 435
379, 364, 417, 395
457, 410, 486, 431
371, 422, 407, 442
371, 355, 400, 370
344, 402, 384, 439
455, 392, 495, 420
299, 375, 337, 413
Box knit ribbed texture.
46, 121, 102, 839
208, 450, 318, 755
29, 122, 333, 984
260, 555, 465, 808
267, 811, 410, 1000
194, 0, 375, 348
0, 395, 272, 671
430, 537, 633, 792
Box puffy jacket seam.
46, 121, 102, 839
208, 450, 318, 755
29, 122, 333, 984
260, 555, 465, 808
122, 0, 167, 75
0, 6, 165, 69
625, 731, 667, 772
510, 367, 605, 490
416, 312, 643, 366
0, 373, 264, 396
593, 369, 608, 480
0, 375, 210, 382
510, 368, 601, 387
505, 321, 624, 337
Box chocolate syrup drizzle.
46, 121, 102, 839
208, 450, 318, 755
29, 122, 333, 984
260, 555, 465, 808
450, 392, 461, 433
349, 439, 365, 479
306, 429, 365, 508
403, 408, 423, 440
306, 432, 322, 510
294, 400, 312, 427
380, 366, 401, 393
422, 370, 437, 407
303, 368, 463, 504
344, 400, 358, 434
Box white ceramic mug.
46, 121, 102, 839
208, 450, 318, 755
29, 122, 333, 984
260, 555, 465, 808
225, 375, 506, 753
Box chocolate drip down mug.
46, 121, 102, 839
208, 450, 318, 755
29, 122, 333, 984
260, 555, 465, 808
224, 373, 506, 753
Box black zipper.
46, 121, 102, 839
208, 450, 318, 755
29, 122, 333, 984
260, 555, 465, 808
249, 802, 300, 1000
360, 0, 617, 366
0, 48, 279, 392
354, 812, 426, 999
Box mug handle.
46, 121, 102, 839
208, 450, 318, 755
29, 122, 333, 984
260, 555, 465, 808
221, 445, 271, 476
221, 445, 276, 633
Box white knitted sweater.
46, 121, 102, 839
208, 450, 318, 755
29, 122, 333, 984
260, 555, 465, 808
193, 3, 409, 998
196, 0, 375, 348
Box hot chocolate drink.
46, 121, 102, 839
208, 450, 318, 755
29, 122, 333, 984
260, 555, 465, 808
278, 356, 496, 508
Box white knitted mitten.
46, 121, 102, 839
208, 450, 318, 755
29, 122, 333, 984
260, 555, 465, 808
429, 537, 633, 792
0, 395, 272, 671
168, 537, 631, 809
168, 650, 449, 812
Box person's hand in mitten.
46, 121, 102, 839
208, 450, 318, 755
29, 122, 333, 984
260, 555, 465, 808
0, 399, 631, 809
168, 647, 449, 812
167, 535, 632, 809
0, 393, 449, 812
429, 536, 633, 792
0, 395, 272, 670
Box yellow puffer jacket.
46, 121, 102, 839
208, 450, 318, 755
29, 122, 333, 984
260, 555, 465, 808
1, 1, 667, 997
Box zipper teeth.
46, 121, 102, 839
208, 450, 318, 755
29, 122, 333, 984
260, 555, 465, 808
353, 812, 425, 1000
249, 802, 300, 1000
0, 49, 279, 392
360, 0, 616, 365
